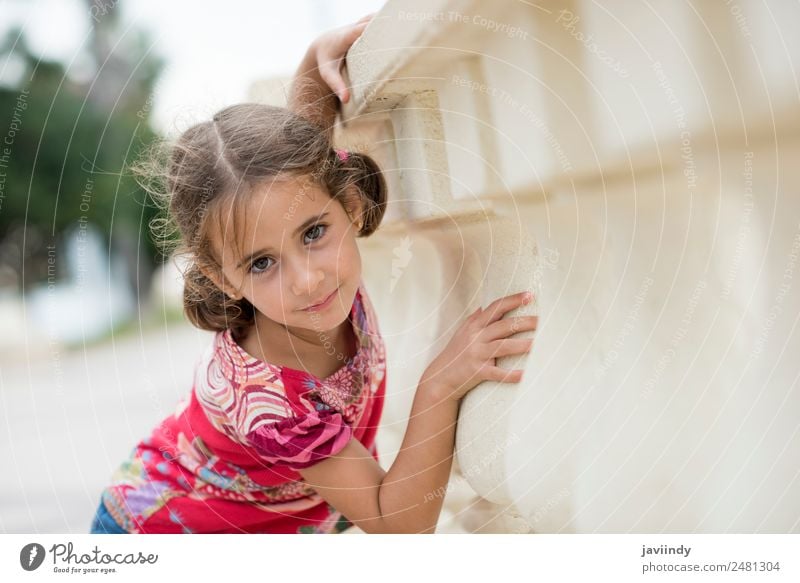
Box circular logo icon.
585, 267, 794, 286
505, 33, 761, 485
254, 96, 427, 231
20, 543, 46, 571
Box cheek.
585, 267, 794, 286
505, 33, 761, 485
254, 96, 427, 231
321, 231, 360, 271
249, 279, 290, 317
349, 239, 362, 275
334, 235, 362, 277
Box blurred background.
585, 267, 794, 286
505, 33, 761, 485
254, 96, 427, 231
0, 0, 384, 533
5, 0, 800, 536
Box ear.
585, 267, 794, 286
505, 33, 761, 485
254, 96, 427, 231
344, 188, 365, 231
198, 262, 242, 301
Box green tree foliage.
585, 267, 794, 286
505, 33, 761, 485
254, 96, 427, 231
0, 16, 164, 301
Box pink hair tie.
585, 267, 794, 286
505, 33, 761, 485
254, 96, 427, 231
335, 148, 349, 162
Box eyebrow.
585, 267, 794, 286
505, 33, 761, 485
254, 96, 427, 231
236, 212, 330, 270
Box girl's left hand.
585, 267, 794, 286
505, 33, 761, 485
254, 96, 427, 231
311, 13, 375, 104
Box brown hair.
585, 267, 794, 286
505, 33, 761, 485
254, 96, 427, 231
135, 102, 388, 339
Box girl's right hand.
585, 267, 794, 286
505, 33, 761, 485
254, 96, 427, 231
311, 13, 375, 103
420, 291, 539, 403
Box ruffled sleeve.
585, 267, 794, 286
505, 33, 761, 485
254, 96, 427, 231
245, 408, 353, 472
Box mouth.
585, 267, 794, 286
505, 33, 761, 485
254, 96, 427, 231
301, 287, 339, 312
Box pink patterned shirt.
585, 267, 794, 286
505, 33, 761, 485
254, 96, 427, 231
101, 280, 386, 533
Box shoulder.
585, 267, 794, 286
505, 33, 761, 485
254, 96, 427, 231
194, 330, 315, 438
244, 406, 354, 472
355, 279, 380, 328
353, 280, 387, 391
352, 279, 385, 357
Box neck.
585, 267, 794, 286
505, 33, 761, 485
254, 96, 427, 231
246, 311, 351, 360
283, 321, 347, 348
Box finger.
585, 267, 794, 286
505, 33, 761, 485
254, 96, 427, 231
467, 306, 483, 321
483, 337, 533, 359
343, 20, 370, 44
484, 315, 538, 341
481, 366, 525, 384
336, 22, 369, 53
480, 291, 533, 326
318, 61, 347, 101
355, 12, 376, 25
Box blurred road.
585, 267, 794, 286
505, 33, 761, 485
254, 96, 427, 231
0, 320, 212, 533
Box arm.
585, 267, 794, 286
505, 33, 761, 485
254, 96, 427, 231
288, 14, 374, 140
299, 378, 458, 534
287, 39, 339, 140
298, 290, 538, 534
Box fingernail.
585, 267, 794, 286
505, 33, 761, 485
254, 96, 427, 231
523, 292, 532, 303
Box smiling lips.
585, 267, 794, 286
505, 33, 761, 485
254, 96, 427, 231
302, 287, 338, 311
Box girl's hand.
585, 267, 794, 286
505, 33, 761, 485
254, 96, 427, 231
311, 13, 375, 104
420, 291, 539, 403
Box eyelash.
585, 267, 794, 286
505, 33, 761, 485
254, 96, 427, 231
249, 223, 328, 276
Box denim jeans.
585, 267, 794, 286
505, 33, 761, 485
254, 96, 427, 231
89, 500, 128, 534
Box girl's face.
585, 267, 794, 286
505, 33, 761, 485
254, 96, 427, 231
205, 174, 363, 336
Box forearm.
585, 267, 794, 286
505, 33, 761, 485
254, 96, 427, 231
377, 379, 460, 533
288, 40, 339, 140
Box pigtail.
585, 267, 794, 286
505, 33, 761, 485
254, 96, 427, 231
330, 149, 388, 237
182, 261, 255, 339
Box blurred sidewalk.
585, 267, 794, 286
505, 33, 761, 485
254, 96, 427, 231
0, 319, 211, 533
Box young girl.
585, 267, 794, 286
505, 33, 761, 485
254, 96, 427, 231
89, 15, 537, 534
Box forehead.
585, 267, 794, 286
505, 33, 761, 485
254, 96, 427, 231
208, 175, 339, 264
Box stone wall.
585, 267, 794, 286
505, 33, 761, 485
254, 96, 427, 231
255, 0, 800, 532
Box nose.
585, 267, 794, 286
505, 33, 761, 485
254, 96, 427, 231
288, 257, 325, 300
